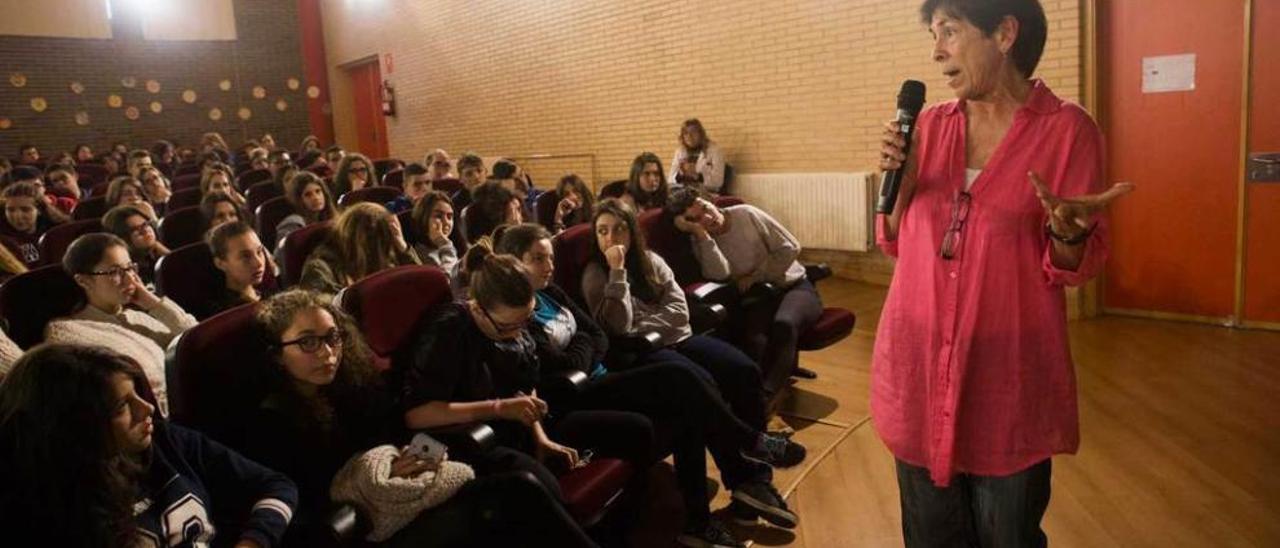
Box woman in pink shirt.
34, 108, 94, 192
873, 1, 1133, 546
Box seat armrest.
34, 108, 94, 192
613, 330, 662, 353
741, 281, 783, 307
804, 263, 833, 283
538, 369, 590, 409
326, 504, 370, 546
419, 423, 497, 456
690, 302, 727, 334
684, 281, 735, 305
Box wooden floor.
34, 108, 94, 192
725, 279, 1280, 547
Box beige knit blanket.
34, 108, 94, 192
330, 444, 475, 542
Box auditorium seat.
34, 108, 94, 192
0, 264, 81, 349
372, 158, 404, 177
382, 168, 404, 189
305, 164, 333, 178
254, 196, 294, 251
713, 195, 744, 208
280, 220, 331, 287
245, 180, 283, 215
432, 178, 463, 196
72, 196, 108, 220
157, 206, 207, 249
534, 190, 560, 232
598, 180, 627, 200
173, 163, 200, 178
235, 168, 272, 192
75, 163, 110, 188
38, 218, 104, 267
336, 186, 400, 208
171, 173, 202, 192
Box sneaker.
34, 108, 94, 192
677, 518, 745, 548
743, 433, 807, 468
732, 481, 798, 529
727, 500, 760, 526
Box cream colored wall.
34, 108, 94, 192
319, 0, 1084, 284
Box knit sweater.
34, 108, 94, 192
0, 328, 21, 378
581, 251, 692, 347
691, 204, 806, 288
67, 297, 197, 350
44, 317, 173, 416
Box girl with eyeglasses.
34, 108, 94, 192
333, 153, 376, 197
300, 203, 419, 295
106, 175, 158, 220
104, 204, 171, 287
242, 289, 597, 546
0, 344, 298, 547
1, 181, 63, 267
399, 242, 654, 530
496, 223, 801, 546
44, 233, 197, 415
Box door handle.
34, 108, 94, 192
1248, 153, 1280, 183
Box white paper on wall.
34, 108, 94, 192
1142, 53, 1196, 93
0, 0, 112, 39
141, 0, 236, 41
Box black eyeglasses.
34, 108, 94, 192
940, 190, 972, 260
279, 328, 345, 354
350, 166, 369, 174
87, 262, 139, 281
479, 304, 530, 334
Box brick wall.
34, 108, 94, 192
319, 0, 1084, 282
0, 0, 313, 158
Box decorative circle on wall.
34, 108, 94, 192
75, 111, 90, 126
30, 97, 48, 112
252, 86, 266, 99
320, 102, 332, 116
306, 85, 321, 99
9, 73, 27, 88
219, 79, 232, 91
145, 80, 161, 93
287, 78, 300, 91
208, 107, 223, 121
149, 101, 163, 114
0, 118, 11, 130
182, 89, 198, 104
238, 107, 252, 120
121, 76, 137, 88
124, 106, 140, 120
107, 94, 123, 108
70, 81, 85, 94
275, 98, 288, 111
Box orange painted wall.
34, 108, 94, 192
1101, 0, 1244, 318
1244, 0, 1280, 323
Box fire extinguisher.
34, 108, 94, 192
381, 80, 396, 117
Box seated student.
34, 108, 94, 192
126, 149, 154, 178
497, 224, 801, 544
260, 133, 278, 151
0, 243, 26, 284
97, 152, 123, 177
201, 222, 272, 318
411, 190, 460, 277
425, 149, 454, 181
550, 174, 595, 233
490, 158, 537, 213
622, 152, 670, 211
106, 175, 158, 219
200, 162, 246, 206
668, 189, 823, 399
0, 157, 11, 179
8, 165, 73, 220
201, 190, 248, 232
333, 153, 375, 197
104, 205, 170, 287
399, 244, 654, 519
267, 149, 294, 181
325, 145, 346, 169
138, 166, 174, 216
297, 149, 327, 176
582, 199, 803, 451
386, 162, 430, 214
244, 290, 598, 547
0, 344, 297, 547
300, 202, 419, 295
150, 140, 177, 174
49, 151, 76, 169
452, 152, 487, 211
275, 171, 338, 251
1, 181, 63, 267
44, 233, 198, 415
248, 147, 270, 172
74, 143, 94, 163
299, 134, 322, 156
44, 166, 83, 211
201, 132, 231, 160
466, 181, 524, 242
17, 143, 39, 165
669, 118, 726, 193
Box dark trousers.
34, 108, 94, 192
732, 279, 823, 398
570, 361, 771, 524
895, 459, 1052, 548
383, 471, 598, 548
648, 334, 768, 432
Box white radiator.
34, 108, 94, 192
730, 172, 875, 252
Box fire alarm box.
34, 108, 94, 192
381, 80, 396, 117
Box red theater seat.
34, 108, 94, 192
171, 173, 202, 192
337, 186, 400, 208
72, 196, 108, 220
0, 264, 81, 349
255, 196, 294, 250
280, 220, 331, 287
245, 180, 283, 215
598, 180, 627, 200
235, 168, 272, 192
157, 206, 207, 249
382, 168, 404, 189
167, 187, 203, 210
154, 242, 277, 321
38, 218, 104, 267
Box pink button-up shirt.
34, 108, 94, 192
871, 80, 1109, 486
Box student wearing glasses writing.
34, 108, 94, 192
872, 1, 1134, 545
44, 233, 198, 415
399, 241, 654, 524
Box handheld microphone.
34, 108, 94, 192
876, 80, 927, 215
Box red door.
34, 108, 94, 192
1100, 0, 1246, 321
346, 60, 389, 159
1243, 0, 1280, 326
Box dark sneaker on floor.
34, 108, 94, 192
677, 519, 745, 548
732, 481, 799, 529
743, 433, 807, 468
727, 500, 760, 526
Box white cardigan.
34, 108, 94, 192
669, 141, 726, 193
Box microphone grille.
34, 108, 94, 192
897, 80, 927, 111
